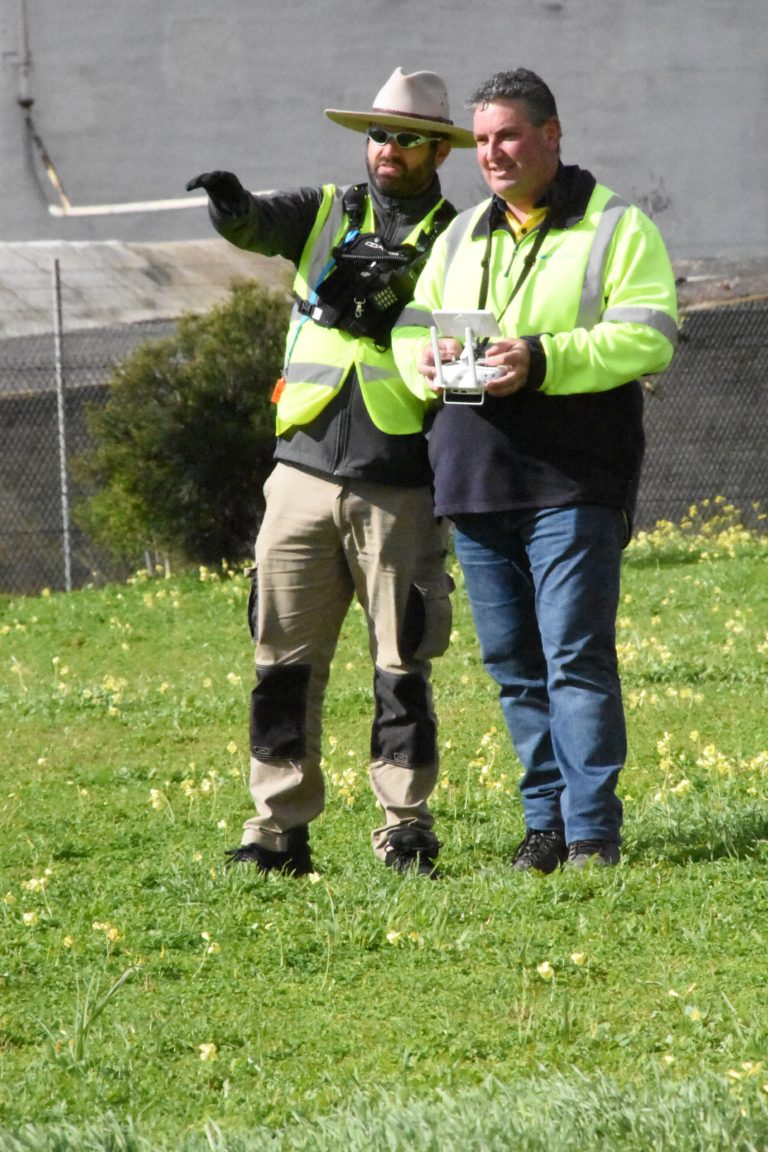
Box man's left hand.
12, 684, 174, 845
479, 338, 531, 396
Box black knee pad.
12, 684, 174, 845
371, 668, 437, 768
250, 664, 311, 760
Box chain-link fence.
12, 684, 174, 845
634, 299, 768, 529
1, 269, 767, 595
1, 318, 178, 594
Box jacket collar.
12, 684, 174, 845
471, 163, 597, 240
367, 174, 445, 237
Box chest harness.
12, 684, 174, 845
295, 184, 454, 348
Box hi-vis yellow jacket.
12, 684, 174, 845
392, 173, 678, 401
391, 166, 679, 520
276, 184, 446, 436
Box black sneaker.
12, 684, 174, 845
225, 826, 314, 876
384, 826, 441, 878
512, 829, 567, 874
567, 840, 620, 869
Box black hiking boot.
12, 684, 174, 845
384, 826, 441, 878
511, 828, 568, 874
225, 826, 314, 876
567, 840, 620, 869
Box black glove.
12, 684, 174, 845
185, 170, 249, 215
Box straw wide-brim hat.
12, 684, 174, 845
325, 67, 475, 148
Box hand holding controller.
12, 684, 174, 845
430, 326, 504, 405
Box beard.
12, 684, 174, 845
366, 149, 437, 199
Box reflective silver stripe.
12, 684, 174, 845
603, 306, 679, 346
284, 362, 345, 388
304, 188, 348, 289
442, 206, 482, 291
358, 363, 392, 383
576, 194, 630, 330
393, 305, 434, 330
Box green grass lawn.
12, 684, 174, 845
1, 503, 767, 1151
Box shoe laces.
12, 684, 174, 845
519, 829, 565, 851
569, 839, 606, 855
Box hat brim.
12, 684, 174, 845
324, 108, 475, 148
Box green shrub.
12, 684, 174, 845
75, 279, 291, 565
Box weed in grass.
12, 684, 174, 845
43, 965, 136, 1069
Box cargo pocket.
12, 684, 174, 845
400, 572, 455, 662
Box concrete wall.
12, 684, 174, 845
1, 0, 765, 259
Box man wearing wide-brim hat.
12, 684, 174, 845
187, 68, 473, 880
325, 66, 476, 146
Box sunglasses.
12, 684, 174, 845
367, 127, 440, 149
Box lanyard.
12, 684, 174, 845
478, 210, 552, 326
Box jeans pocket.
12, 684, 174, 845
400, 572, 455, 662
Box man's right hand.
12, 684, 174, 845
418, 337, 463, 390
185, 171, 249, 215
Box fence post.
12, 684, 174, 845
52, 258, 72, 592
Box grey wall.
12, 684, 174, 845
1, 0, 766, 259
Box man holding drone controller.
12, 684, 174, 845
393, 68, 678, 871
187, 68, 475, 879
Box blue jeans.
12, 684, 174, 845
453, 505, 627, 844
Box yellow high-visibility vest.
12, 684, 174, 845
276, 184, 445, 436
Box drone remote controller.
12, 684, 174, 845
430, 325, 504, 405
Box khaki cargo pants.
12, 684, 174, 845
242, 463, 453, 859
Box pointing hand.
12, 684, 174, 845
185, 170, 249, 215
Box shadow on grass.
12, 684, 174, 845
627, 804, 768, 865
624, 548, 705, 570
